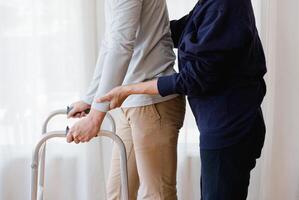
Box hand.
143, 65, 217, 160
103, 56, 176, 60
66, 109, 105, 144
96, 86, 131, 110
67, 101, 91, 119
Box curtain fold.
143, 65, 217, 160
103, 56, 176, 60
258, 0, 299, 199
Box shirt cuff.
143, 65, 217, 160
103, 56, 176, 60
157, 74, 178, 97
81, 96, 94, 105
91, 101, 110, 113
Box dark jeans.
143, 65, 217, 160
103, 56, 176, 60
200, 110, 266, 200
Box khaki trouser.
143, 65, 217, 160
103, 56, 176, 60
106, 96, 186, 200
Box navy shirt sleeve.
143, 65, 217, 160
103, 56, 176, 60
170, 7, 195, 48
170, 18, 188, 48
170, 14, 192, 48
158, 8, 253, 97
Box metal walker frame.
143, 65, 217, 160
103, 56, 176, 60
31, 108, 129, 200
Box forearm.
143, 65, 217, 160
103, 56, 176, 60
91, 0, 142, 112
96, 79, 160, 110
125, 80, 159, 96
82, 49, 105, 105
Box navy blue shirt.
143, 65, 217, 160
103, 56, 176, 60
157, 0, 267, 149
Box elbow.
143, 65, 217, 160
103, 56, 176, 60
111, 43, 135, 53
105, 38, 135, 53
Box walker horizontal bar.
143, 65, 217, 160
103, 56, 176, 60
31, 129, 128, 200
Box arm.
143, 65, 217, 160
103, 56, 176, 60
67, 48, 106, 119
67, 46, 106, 118
170, 14, 191, 48
97, 80, 158, 109
91, 0, 142, 112
158, 8, 253, 97
97, 8, 253, 107
170, 5, 196, 48
68, 0, 143, 143
81, 49, 106, 105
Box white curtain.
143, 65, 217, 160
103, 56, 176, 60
1, 0, 299, 199
0, 0, 111, 199
257, 0, 299, 199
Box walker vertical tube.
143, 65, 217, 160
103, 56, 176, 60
31, 158, 38, 200
32, 107, 120, 200
31, 132, 69, 200
100, 130, 129, 200
39, 109, 67, 200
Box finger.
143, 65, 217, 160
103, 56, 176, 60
110, 101, 116, 110
71, 113, 80, 118
72, 131, 81, 144
67, 107, 79, 119
77, 134, 84, 141
67, 129, 76, 143
80, 112, 86, 118
73, 134, 80, 141
66, 133, 74, 143
80, 137, 89, 143
71, 129, 80, 139
74, 138, 80, 144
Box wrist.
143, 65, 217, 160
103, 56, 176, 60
88, 109, 105, 125
132, 80, 158, 95
123, 85, 134, 96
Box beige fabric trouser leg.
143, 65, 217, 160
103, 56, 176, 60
106, 96, 186, 200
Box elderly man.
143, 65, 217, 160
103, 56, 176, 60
67, 0, 185, 199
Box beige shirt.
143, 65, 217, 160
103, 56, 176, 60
82, 0, 177, 112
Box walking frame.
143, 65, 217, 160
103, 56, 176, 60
31, 107, 129, 200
